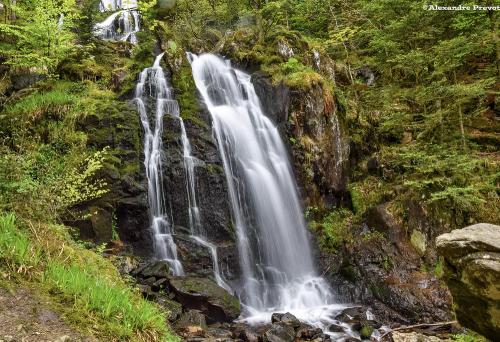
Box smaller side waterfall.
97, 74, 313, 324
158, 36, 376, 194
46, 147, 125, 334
135, 53, 184, 276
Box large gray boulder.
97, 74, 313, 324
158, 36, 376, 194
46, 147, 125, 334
436, 223, 500, 340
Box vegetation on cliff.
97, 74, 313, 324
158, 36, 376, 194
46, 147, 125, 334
0, 0, 498, 339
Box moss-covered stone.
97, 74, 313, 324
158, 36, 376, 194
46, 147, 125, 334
168, 276, 240, 323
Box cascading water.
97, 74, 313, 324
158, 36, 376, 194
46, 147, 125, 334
99, 0, 137, 12
135, 53, 184, 276
94, 0, 139, 44
93, 9, 139, 44
189, 53, 347, 331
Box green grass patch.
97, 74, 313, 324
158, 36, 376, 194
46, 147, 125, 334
0, 213, 42, 268
44, 262, 169, 340
0, 212, 178, 341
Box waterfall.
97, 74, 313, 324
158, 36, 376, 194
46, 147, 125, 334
93, 10, 139, 44
94, 0, 139, 44
189, 53, 343, 328
99, 0, 137, 12
134, 53, 184, 276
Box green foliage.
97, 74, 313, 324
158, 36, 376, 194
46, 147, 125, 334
309, 208, 354, 251
349, 177, 387, 215
0, 0, 78, 73
453, 331, 487, 342
382, 145, 498, 217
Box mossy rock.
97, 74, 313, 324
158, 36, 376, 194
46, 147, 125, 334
168, 276, 240, 323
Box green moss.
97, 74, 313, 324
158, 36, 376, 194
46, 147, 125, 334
360, 325, 374, 339
309, 208, 354, 252
349, 177, 388, 215
172, 62, 206, 128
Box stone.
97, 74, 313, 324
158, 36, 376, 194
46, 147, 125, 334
328, 324, 345, 333
157, 296, 183, 322
271, 312, 300, 327
410, 229, 427, 256
295, 324, 323, 339
335, 307, 368, 323
139, 260, 171, 278
392, 332, 443, 342
168, 277, 241, 323
89, 206, 113, 243
263, 323, 295, 342
436, 223, 500, 341
175, 310, 208, 331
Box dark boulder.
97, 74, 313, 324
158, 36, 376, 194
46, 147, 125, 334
168, 277, 240, 323
174, 310, 207, 331
137, 260, 171, 278
263, 323, 295, 342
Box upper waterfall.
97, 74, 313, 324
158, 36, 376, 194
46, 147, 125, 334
189, 53, 339, 326
94, 0, 139, 44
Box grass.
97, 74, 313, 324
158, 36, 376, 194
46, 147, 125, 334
0, 213, 43, 268
0, 212, 179, 341
44, 262, 169, 340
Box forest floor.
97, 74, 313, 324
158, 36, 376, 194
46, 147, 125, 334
0, 285, 93, 342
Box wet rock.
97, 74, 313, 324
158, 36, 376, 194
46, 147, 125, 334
231, 324, 262, 342
175, 310, 208, 331
139, 260, 171, 278
206, 327, 233, 339
157, 297, 182, 322
263, 323, 295, 342
322, 215, 453, 325
335, 307, 368, 323
327, 324, 345, 333
168, 277, 240, 323
295, 324, 323, 340
436, 223, 500, 341
271, 312, 300, 327
251, 72, 290, 128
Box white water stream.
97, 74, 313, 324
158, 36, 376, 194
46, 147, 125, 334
135, 53, 184, 275
189, 53, 347, 331
94, 0, 139, 44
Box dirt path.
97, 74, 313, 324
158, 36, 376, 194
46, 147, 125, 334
0, 286, 92, 342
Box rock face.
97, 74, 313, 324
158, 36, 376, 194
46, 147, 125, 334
322, 204, 452, 324
67, 100, 153, 254
436, 223, 500, 340
251, 73, 350, 209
